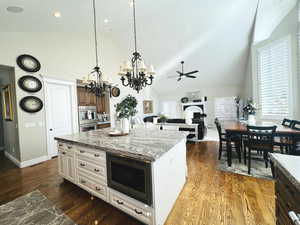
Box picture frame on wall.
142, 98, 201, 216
2, 85, 14, 121
143, 100, 153, 114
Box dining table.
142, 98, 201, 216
222, 120, 300, 167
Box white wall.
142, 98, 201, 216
0, 32, 158, 163
157, 85, 241, 126
243, 3, 299, 120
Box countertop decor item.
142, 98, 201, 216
111, 87, 120, 97
82, 0, 115, 97
108, 130, 129, 137
20, 96, 43, 113
16, 54, 41, 73
2, 85, 13, 121
18, 75, 42, 93
115, 95, 138, 133
117, 0, 155, 93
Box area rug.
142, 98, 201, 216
0, 190, 76, 225
217, 152, 273, 180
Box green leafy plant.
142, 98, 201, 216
115, 95, 138, 119
159, 114, 168, 123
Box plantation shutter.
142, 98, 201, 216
257, 37, 291, 119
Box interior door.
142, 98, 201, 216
46, 82, 73, 158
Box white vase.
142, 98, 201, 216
248, 115, 256, 124
121, 118, 130, 134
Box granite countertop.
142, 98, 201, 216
55, 128, 188, 162
270, 153, 300, 192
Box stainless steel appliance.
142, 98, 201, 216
78, 106, 98, 132
106, 153, 152, 205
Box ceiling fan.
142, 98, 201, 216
167, 61, 199, 81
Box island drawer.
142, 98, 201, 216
109, 189, 153, 224
77, 171, 107, 202
57, 142, 75, 151
76, 158, 106, 180
58, 147, 74, 158
76, 147, 106, 163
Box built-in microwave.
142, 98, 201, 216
106, 153, 152, 205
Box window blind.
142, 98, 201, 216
257, 37, 291, 119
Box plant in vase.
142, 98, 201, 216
115, 95, 138, 133
159, 114, 168, 123
243, 98, 257, 124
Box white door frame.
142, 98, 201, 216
43, 77, 78, 159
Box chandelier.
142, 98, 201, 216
84, 0, 112, 97
118, 0, 155, 93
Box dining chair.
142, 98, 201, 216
274, 118, 294, 154
291, 120, 300, 131
244, 125, 277, 174
215, 118, 241, 162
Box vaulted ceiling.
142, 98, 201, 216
0, 0, 295, 96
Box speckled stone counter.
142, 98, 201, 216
270, 153, 300, 192
55, 128, 188, 162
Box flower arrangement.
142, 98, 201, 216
243, 98, 257, 115
115, 95, 138, 119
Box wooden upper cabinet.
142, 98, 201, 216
77, 87, 110, 113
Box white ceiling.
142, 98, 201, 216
0, 0, 274, 95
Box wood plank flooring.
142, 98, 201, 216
0, 142, 275, 225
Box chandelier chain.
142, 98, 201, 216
132, 0, 138, 53
93, 0, 99, 67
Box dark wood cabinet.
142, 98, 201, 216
274, 167, 300, 225
77, 87, 110, 114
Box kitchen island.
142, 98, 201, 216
55, 128, 188, 225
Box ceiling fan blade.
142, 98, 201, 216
176, 71, 183, 75
186, 75, 196, 78
177, 77, 181, 82
184, 70, 199, 76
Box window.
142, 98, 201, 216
257, 37, 292, 119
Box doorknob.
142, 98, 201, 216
49, 128, 53, 131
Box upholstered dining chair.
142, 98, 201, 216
244, 125, 277, 174
214, 118, 242, 162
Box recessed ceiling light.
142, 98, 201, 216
53, 12, 61, 18
104, 18, 109, 24
7, 6, 24, 13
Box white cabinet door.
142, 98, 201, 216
65, 155, 75, 181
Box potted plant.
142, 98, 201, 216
159, 114, 168, 123
243, 98, 257, 124
115, 95, 138, 133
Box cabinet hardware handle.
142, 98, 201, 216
80, 163, 86, 167
80, 150, 85, 153
81, 180, 86, 184
94, 154, 100, 157
67, 146, 72, 149
134, 209, 143, 215
62, 152, 66, 155
95, 187, 102, 191
59, 144, 63, 147
94, 168, 100, 172
116, 200, 123, 205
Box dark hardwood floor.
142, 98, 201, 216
0, 142, 275, 225
0, 151, 18, 173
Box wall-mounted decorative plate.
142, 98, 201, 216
20, 96, 43, 113
111, 87, 120, 97
16, 54, 41, 73
18, 75, 42, 93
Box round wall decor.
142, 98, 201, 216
111, 87, 120, 97
181, 97, 189, 103
16, 54, 41, 73
18, 75, 42, 93
20, 96, 43, 113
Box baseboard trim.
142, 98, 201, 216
4, 151, 21, 167
20, 155, 49, 168
4, 152, 49, 168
